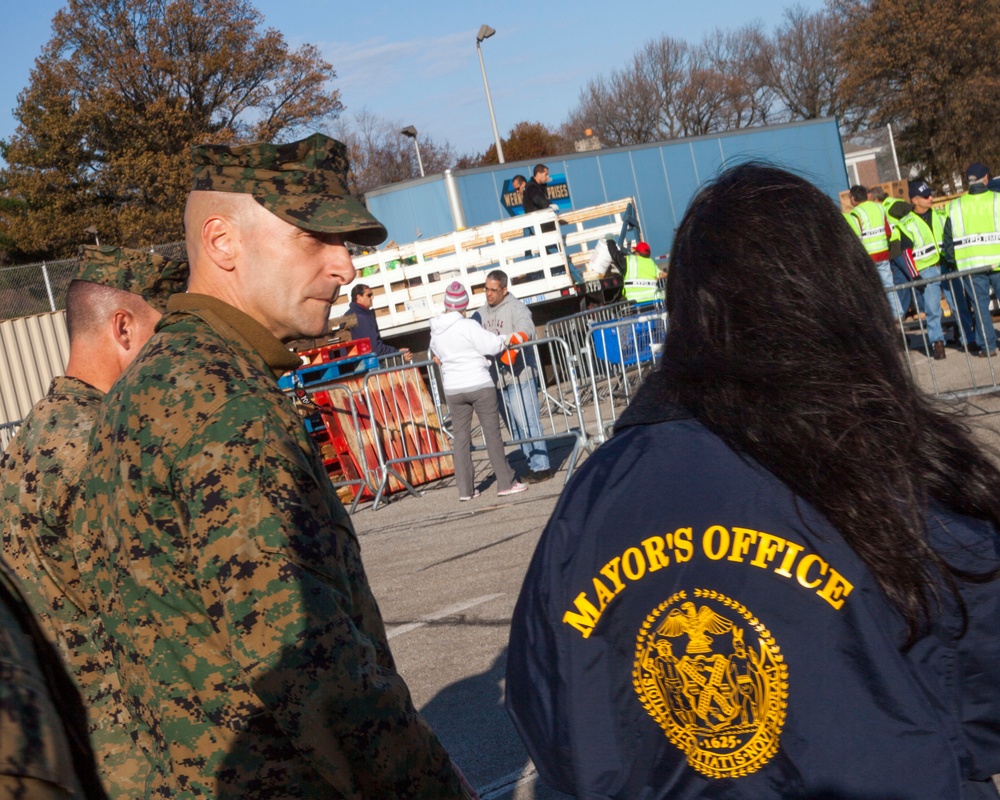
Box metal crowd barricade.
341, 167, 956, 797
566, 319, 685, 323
584, 311, 667, 444
362, 359, 455, 510
285, 380, 375, 515
0, 420, 21, 452
377, 352, 409, 370
492, 336, 590, 482
544, 300, 635, 407
887, 265, 1000, 399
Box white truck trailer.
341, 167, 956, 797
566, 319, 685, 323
330, 198, 641, 347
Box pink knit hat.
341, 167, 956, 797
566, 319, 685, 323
444, 281, 469, 311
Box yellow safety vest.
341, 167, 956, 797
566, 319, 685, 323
623, 254, 662, 304
896, 208, 946, 272
849, 201, 889, 258
949, 190, 1000, 271
843, 211, 861, 236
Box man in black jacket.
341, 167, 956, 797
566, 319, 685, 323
521, 164, 552, 213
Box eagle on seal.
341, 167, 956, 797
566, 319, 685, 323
658, 601, 734, 654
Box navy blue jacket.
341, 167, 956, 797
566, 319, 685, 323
507, 370, 1000, 799
347, 300, 399, 357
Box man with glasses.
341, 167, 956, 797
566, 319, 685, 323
474, 270, 552, 483
349, 283, 412, 361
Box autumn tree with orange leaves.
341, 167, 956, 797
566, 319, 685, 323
458, 121, 570, 168
834, 0, 1000, 189
0, 0, 341, 260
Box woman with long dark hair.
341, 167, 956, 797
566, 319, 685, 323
506, 163, 1000, 799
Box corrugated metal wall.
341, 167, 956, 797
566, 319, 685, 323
0, 310, 69, 426
366, 118, 850, 257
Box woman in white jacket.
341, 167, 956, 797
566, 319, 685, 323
430, 281, 528, 501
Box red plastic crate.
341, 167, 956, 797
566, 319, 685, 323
298, 339, 372, 366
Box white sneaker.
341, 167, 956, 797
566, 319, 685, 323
497, 481, 528, 497
459, 490, 481, 501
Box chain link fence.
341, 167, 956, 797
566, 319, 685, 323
0, 242, 189, 323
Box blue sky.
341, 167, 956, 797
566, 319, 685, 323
3, 0, 827, 160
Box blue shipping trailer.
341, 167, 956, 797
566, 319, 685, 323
365, 117, 849, 258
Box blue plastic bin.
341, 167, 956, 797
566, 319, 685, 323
590, 316, 664, 366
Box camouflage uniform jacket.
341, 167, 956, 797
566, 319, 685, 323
0, 559, 107, 800
79, 293, 471, 799
1, 378, 154, 799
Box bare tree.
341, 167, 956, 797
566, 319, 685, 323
571, 61, 663, 148
673, 45, 729, 136
703, 24, 776, 131
334, 109, 455, 199
565, 29, 776, 146
641, 36, 689, 140
761, 5, 860, 129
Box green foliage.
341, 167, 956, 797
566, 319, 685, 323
0, 0, 342, 260
835, 0, 1000, 187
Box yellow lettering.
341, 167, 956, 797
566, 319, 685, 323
774, 541, 805, 578
673, 528, 694, 562
703, 525, 730, 560
641, 535, 671, 571
796, 554, 827, 589
816, 569, 854, 610
728, 527, 759, 563
562, 592, 600, 637
622, 547, 646, 581
593, 576, 616, 610
599, 558, 626, 593
750, 531, 786, 569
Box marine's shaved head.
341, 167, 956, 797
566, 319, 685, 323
184, 190, 257, 268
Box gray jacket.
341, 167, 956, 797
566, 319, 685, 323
473, 293, 539, 385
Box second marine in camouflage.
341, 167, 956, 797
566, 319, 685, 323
0, 246, 187, 798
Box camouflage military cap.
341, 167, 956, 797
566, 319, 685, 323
72, 246, 189, 314
190, 132, 388, 247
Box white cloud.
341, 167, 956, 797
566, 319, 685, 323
318, 31, 472, 101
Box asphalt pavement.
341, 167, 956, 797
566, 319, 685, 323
351, 383, 1000, 799
354, 446, 572, 799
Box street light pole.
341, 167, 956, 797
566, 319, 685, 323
400, 125, 425, 177
475, 24, 505, 164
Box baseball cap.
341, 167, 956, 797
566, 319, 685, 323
967, 162, 990, 182
72, 246, 189, 314
635, 241, 652, 257
190, 133, 387, 247
908, 180, 932, 199
444, 281, 469, 311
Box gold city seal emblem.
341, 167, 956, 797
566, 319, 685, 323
632, 589, 788, 779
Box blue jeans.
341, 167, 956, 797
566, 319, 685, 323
875, 260, 903, 319
942, 270, 977, 347
891, 256, 917, 314
917, 266, 944, 344
969, 271, 1000, 352
499, 377, 550, 473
